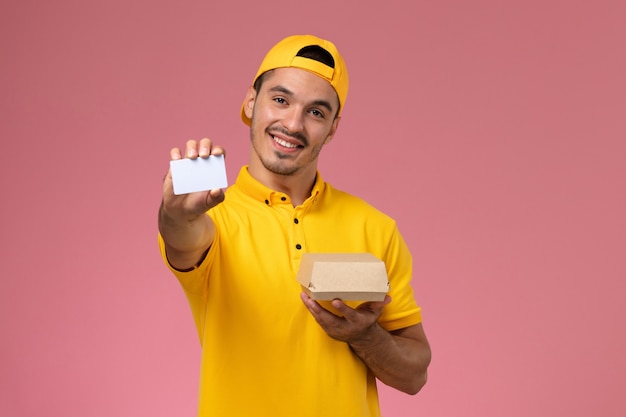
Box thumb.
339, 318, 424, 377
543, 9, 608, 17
204, 188, 225, 210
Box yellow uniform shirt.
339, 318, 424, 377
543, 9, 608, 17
159, 167, 422, 417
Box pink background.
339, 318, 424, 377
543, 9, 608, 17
1, 1, 625, 416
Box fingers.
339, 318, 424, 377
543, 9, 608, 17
301, 292, 392, 343
163, 138, 227, 218
300, 292, 324, 315
331, 295, 391, 318
170, 138, 226, 161
200, 138, 226, 158
170, 147, 183, 160
300, 292, 341, 330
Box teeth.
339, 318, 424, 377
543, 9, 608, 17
273, 136, 298, 148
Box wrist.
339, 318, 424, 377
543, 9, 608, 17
348, 322, 386, 352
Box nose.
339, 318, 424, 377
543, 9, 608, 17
282, 106, 304, 133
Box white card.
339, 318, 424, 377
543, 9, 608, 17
170, 155, 228, 195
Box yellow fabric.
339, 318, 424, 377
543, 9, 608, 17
159, 166, 422, 417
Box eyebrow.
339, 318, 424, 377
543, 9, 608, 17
268, 85, 335, 114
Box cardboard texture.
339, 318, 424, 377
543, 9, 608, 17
296, 253, 390, 301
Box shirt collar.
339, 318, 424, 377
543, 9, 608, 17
235, 166, 325, 206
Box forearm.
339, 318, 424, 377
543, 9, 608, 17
158, 201, 215, 270
349, 323, 431, 395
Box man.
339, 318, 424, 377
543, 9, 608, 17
158, 34, 431, 417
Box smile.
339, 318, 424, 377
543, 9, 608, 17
271, 135, 301, 149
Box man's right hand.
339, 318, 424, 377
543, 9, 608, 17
159, 138, 226, 271
162, 138, 226, 219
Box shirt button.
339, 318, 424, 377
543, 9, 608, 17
281, 196, 287, 201
264, 199, 269, 205
295, 244, 302, 250
294, 218, 299, 224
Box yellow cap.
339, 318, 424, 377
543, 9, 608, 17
241, 35, 349, 125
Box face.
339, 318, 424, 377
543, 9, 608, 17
243, 67, 340, 178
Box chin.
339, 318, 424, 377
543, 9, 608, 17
264, 162, 299, 176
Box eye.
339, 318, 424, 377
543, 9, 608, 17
309, 108, 325, 118
273, 97, 287, 104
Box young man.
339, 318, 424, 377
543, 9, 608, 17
158, 35, 431, 416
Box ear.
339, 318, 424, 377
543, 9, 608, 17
243, 86, 256, 120
324, 116, 341, 145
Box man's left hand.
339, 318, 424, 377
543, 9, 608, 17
300, 292, 391, 343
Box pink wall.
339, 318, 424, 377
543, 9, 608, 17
1, 1, 625, 416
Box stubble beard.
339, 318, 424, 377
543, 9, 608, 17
250, 123, 323, 177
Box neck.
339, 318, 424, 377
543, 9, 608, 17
247, 159, 317, 207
